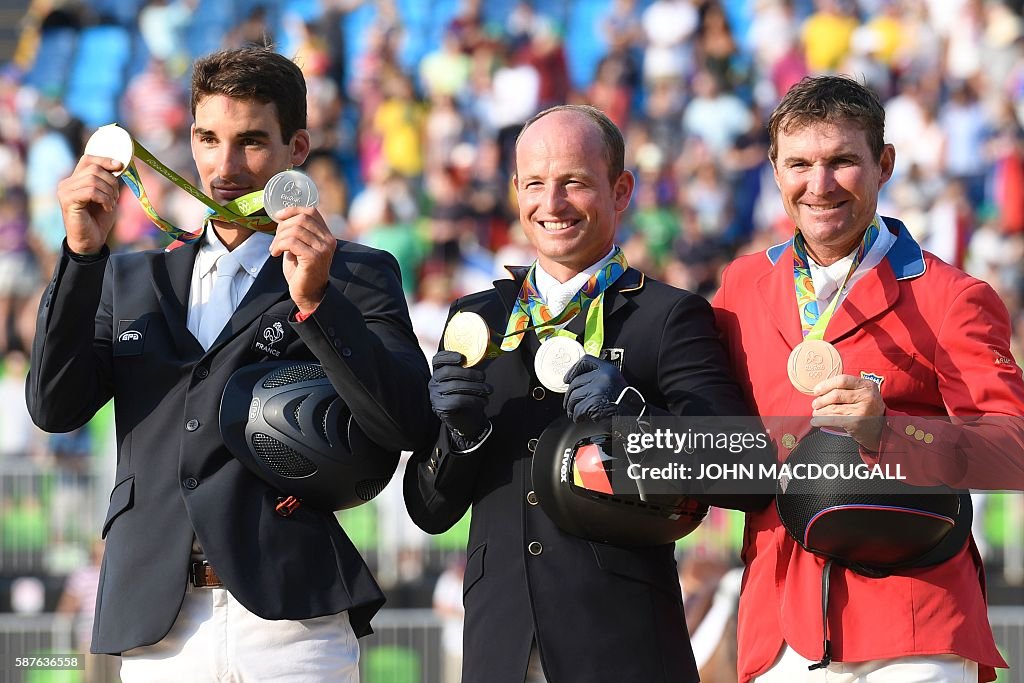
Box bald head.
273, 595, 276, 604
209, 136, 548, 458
515, 104, 625, 185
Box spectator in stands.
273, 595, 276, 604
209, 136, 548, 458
57, 539, 103, 683
0, 186, 35, 353
432, 555, 466, 683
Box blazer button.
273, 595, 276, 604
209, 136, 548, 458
528, 541, 543, 556
527, 438, 538, 453
195, 367, 209, 379
531, 386, 546, 401
185, 419, 200, 432
342, 347, 352, 358
183, 477, 199, 490
527, 491, 539, 506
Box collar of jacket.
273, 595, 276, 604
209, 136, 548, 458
153, 237, 289, 356
765, 216, 926, 281
493, 264, 646, 319
757, 216, 923, 347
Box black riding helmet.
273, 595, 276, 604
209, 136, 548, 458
532, 416, 708, 547
219, 361, 400, 511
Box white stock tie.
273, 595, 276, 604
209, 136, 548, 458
197, 253, 241, 350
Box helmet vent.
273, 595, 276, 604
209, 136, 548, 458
262, 364, 327, 389
355, 478, 389, 501
313, 400, 331, 444
251, 432, 317, 477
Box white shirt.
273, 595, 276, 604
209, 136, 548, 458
186, 226, 273, 349
534, 246, 618, 317
806, 217, 896, 313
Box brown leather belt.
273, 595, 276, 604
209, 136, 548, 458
190, 560, 223, 588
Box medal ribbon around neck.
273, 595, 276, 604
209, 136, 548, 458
792, 216, 881, 341
100, 124, 276, 243
499, 247, 628, 357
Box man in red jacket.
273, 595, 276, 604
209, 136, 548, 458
713, 75, 1024, 682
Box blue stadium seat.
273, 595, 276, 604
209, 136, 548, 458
564, 0, 610, 91
342, 3, 377, 89
25, 28, 77, 96
64, 25, 133, 127
283, 0, 324, 23
87, 0, 148, 27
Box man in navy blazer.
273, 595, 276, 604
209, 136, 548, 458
27, 46, 433, 682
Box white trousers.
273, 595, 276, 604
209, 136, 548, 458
120, 586, 359, 683
753, 644, 979, 683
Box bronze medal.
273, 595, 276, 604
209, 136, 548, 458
787, 338, 842, 394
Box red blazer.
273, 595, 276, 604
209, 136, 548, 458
713, 218, 1024, 682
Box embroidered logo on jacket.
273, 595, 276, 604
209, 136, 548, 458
252, 315, 292, 358
115, 319, 148, 356
600, 348, 625, 371
860, 371, 885, 392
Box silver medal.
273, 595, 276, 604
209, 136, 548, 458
83, 124, 134, 177
534, 336, 586, 394
263, 169, 320, 218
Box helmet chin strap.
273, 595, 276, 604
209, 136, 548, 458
808, 559, 834, 671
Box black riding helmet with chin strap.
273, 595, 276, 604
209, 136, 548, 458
219, 361, 400, 512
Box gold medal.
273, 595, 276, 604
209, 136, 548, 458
443, 312, 491, 367
787, 338, 842, 394
534, 336, 586, 394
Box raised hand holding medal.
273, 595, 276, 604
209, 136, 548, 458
81, 123, 276, 244
264, 169, 334, 317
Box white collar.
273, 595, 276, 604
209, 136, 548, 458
534, 246, 617, 300
808, 219, 896, 298
196, 225, 274, 279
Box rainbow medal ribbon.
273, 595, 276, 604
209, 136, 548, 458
441, 249, 628, 393
515, 248, 627, 393
787, 216, 881, 394
83, 124, 276, 244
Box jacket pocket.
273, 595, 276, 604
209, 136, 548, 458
101, 474, 135, 538
590, 542, 678, 597
462, 542, 486, 597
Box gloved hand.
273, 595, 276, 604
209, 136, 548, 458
430, 350, 493, 446
563, 355, 642, 423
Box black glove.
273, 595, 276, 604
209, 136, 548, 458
430, 350, 493, 447
563, 355, 643, 423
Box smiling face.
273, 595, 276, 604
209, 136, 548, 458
191, 94, 309, 211
513, 110, 634, 282
772, 119, 894, 265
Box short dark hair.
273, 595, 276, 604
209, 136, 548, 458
516, 104, 625, 184
190, 46, 307, 143
768, 76, 886, 163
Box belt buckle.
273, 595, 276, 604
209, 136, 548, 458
190, 560, 222, 588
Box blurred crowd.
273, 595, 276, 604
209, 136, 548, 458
2, 0, 1024, 624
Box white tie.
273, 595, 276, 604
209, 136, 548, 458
197, 253, 241, 350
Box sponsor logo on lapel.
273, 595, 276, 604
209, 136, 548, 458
252, 314, 293, 358
994, 349, 1018, 369
115, 320, 148, 356
600, 348, 625, 371
860, 371, 884, 392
